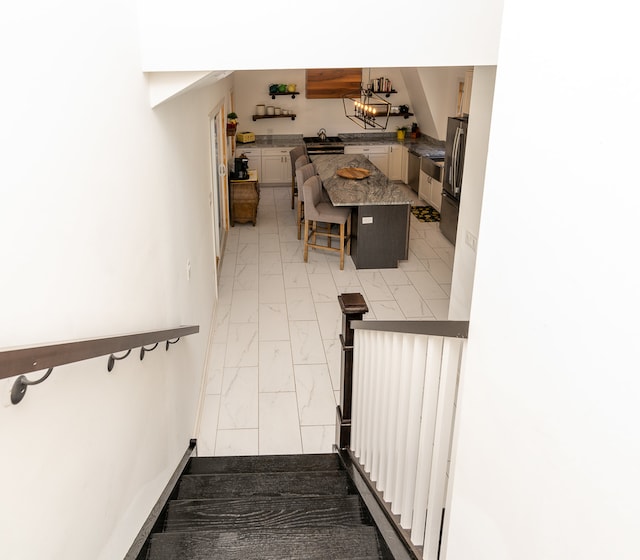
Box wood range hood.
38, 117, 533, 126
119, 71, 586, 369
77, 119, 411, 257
305, 68, 362, 99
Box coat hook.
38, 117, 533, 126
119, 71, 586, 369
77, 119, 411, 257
165, 337, 180, 351
139, 343, 159, 361
11, 367, 54, 405
107, 349, 132, 372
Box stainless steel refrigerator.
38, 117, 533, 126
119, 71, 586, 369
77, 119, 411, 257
440, 116, 468, 245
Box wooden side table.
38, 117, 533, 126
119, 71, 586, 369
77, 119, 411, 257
229, 170, 259, 226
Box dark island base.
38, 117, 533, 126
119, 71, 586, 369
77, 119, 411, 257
350, 204, 410, 269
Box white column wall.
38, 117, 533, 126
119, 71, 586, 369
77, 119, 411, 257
448, 66, 496, 320
137, 0, 504, 71
0, 2, 232, 558
444, 2, 640, 559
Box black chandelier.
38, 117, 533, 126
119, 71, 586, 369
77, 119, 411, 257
342, 86, 391, 130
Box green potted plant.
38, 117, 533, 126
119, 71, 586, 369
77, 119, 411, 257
227, 112, 238, 135
396, 126, 408, 141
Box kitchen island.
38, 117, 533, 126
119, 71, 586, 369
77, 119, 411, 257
311, 154, 416, 269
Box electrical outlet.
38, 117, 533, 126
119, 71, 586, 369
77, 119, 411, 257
465, 231, 477, 252
362, 216, 373, 224
186, 260, 191, 280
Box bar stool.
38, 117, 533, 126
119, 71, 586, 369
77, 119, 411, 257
302, 175, 352, 270
289, 146, 306, 209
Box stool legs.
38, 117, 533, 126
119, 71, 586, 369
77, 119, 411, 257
339, 223, 345, 269
303, 219, 310, 262
303, 216, 351, 271
297, 200, 304, 240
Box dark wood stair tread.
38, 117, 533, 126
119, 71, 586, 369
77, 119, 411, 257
185, 453, 340, 475
137, 452, 396, 560
147, 526, 388, 560
177, 470, 354, 499
164, 495, 371, 532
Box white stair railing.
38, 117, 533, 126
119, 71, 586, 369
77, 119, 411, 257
350, 324, 467, 560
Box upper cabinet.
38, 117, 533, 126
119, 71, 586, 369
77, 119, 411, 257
305, 68, 362, 99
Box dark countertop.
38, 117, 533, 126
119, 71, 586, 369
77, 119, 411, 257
311, 154, 417, 206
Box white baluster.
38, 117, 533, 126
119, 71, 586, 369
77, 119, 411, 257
351, 329, 363, 459
423, 338, 463, 559
399, 334, 428, 529
411, 336, 444, 546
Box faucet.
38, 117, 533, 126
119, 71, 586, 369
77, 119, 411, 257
317, 128, 327, 142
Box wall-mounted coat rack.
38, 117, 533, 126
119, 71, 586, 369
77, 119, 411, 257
3, 326, 199, 405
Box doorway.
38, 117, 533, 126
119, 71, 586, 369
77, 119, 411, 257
209, 103, 229, 276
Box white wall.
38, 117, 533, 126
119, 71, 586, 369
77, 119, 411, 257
232, 68, 416, 138
444, 1, 640, 559
404, 67, 471, 140
137, 0, 504, 71
448, 66, 496, 320
0, 1, 232, 558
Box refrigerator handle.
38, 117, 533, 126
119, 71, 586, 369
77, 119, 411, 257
456, 126, 465, 195
452, 126, 461, 194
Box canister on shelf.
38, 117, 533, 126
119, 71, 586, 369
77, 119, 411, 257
256, 104, 265, 116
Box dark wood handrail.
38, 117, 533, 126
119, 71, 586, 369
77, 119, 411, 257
0, 325, 199, 381
350, 320, 469, 338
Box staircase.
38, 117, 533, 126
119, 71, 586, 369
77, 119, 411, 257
137, 453, 395, 560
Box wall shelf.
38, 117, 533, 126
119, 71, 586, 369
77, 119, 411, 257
389, 112, 414, 119
369, 89, 397, 98
269, 91, 300, 99
253, 114, 297, 121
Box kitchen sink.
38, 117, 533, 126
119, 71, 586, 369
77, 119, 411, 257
303, 136, 342, 144
303, 136, 345, 155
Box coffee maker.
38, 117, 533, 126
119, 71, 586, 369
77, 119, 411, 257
233, 155, 249, 180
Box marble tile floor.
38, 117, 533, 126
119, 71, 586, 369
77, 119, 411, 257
197, 185, 454, 457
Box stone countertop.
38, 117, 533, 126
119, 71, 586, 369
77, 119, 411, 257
337, 132, 445, 159
237, 134, 304, 148
311, 154, 417, 207
236, 132, 445, 159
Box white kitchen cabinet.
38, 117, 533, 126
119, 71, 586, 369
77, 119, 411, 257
260, 147, 293, 185
237, 147, 261, 176
419, 168, 443, 211
344, 145, 390, 177
388, 144, 403, 181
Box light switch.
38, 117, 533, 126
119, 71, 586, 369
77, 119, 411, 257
362, 216, 373, 224
465, 231, 477, 251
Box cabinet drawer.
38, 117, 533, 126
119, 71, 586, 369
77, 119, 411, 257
238, 148, 261, 157
261, 147, 293, 156
344, 145, 390, 154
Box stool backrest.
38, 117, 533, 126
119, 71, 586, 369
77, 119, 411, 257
290, 146, 305, 174
302, 175, 323, 221
295, 163, 316, 202
295, 154, 309, 170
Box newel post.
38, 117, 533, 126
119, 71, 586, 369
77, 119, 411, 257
336, 293, 369, 449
